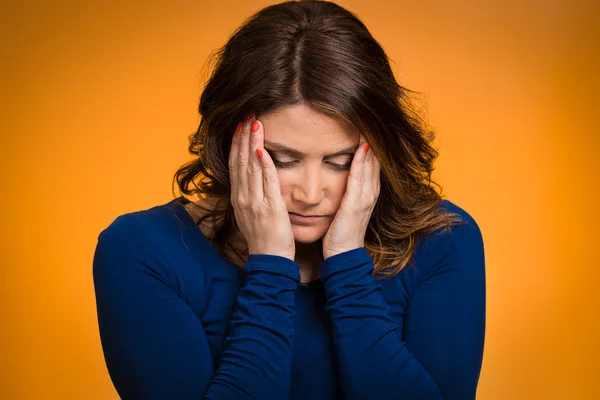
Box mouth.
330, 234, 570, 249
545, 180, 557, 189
288, 213, 326, 223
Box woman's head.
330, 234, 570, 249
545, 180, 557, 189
174, 0, 463, 277
260, 103, 360, 244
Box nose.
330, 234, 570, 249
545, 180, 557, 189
291, 166, 325, 207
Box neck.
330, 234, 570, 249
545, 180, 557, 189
295, 240, 323, 283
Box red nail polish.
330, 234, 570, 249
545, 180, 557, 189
235, 122, 242, 133
256, 148, 263, 158
365, 144, 370, 153
251, 121, 259, 133
245, 114, 254, 122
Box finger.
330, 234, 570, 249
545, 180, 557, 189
347, 141, 367, 197
248, 119, 264, 201
362, 142, 379, 199
229, 121, 243, 200
372, 149, 381, 197
237, 114, 254, 199
361, 142, 371, 195
257, 145, 284, 206
357, 134, 368, 178
250, 120, 284, 206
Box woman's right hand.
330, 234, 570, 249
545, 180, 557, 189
229, 114, 296, 261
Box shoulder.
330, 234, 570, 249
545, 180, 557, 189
434, 199, 483, 246
93, 198, 197, 289
411, 199, 485, 282
96, 198, 186, 251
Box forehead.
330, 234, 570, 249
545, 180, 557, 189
260, 104, 359, 156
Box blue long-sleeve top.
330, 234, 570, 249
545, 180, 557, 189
93, 197, 485, 400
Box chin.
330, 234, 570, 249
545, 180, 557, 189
292, 224, 328, 244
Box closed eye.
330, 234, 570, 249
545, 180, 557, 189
272, 158, 351, 172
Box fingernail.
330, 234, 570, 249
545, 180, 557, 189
235, 122, 242, 133
256, 148, 263, 158
245, 114, 255, 122
365, 144, 370, 153
251, 121, 259, 133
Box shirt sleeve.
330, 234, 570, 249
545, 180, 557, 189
319, 217, 486, 400
93, 214, 300, 400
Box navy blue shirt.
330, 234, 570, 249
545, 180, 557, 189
93, 197, 485, 399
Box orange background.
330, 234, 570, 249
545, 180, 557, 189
2, 0, 598, 398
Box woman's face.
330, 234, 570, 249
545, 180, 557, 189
260, 104, 360, 244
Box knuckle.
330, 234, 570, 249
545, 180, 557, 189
262, 191, 274, 204
247, 163, 262, 175
250, 202, 261, 214
236, 194, 247, 208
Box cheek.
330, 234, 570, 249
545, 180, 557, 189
275, 171, 289, 191
331, 180, 348, 204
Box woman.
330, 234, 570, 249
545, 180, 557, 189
93, 1, 486, 399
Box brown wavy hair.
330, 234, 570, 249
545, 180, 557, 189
172, 0, 464, 279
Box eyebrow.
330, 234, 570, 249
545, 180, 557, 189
264, 140, 359, 158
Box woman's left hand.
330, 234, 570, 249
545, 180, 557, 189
322, 134, 381, 260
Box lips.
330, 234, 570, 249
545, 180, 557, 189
290, 213, 325, 217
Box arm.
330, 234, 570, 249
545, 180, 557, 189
93, 214, 300, 399
320, 219, 486, 400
